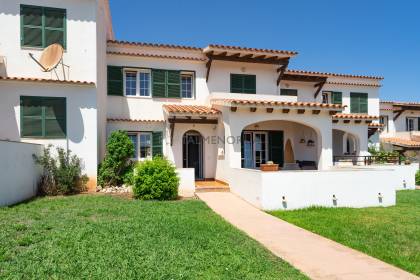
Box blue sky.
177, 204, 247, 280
109, 0, 420, 102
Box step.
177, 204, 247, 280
195, 186, 230, 193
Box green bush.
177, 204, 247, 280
132, 157, 179, 200
416, 170, 420, 186
33, 145, 88, 195
98, 130, 134, 187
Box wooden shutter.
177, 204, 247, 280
230, 74, 243, 93
152, 69, 166, 97
268, 131, 284, 166
359, 93, 368, 113
350, 93, 359, 113
244, 75, 256, 94
107, 66, 123, 96
21, 5, 43, 47
152, 131, 163, 157
167, 70, 181, 98
350, 93, 368, 113
331, 92, 342, 105
44, 8, 66, 48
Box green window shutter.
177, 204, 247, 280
167, 70, 181, 98
244, 75, 256, 94
44, 8, 66, 48
331, 92, 342, 105
152, 131, 163, 157
230, 74, 243, 93
107, 66, 123, 96
20, 96, 66, 138
268, 131, 284, 166
280, 89, 298, 96
231, 74, 256, 93
21, 5, 66, 48
152, 69, 167, 98
350, 92, 368, 113
21, 5, 43, 47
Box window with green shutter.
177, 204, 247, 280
230, 74, 256, 94
152, 131, 163, 157
151, 69, 181, 98
107, 66, 123, 96
331, 91, 342, 105
20, 96, 66, 138
280, 89, 298, 96
350, 92, 368, 113
21, 5, 66, 48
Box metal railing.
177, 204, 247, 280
333, 155, 402, 166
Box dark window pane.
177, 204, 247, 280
44, 9, 65, 28
21, 98, 43, 117
23, 27, 42, 47
44, 98, 66, 118
22, 6, 42, 26
22, 117, 42, 137
45, 29, 64, 47
45, 118, 66, 137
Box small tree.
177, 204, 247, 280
132, 157, 179, 200
98, 130, 134, 187
33, 145, 88, 195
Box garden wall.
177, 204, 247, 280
0, 140, 42, 206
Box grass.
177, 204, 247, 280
269, 190, 420, 276
0, 195, 306, 280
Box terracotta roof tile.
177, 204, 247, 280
0, 76, 95, 85
107, 40, 201, 51
326, 81, 381, 87
206, 44, 298, 55
211, 98, 344, 110
381, 137, 420, 148
163, 105, 220, 115
286, 69, 383, 80
380, 101, 420, 106
107, 51, 206, 61
332, 113, 379, 120
368, 123, 384, 128
107, 118, 164, 123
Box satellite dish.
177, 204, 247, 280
29, 43, 69, 80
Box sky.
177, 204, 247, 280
109, 0, 420, 102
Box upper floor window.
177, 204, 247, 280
406, 117, 418, 132
322, 91, 342, 105
280, 89, 298, 96
21, 5, 66, 48
379, 115, 389, 132
230, 74, 256, 94
20, 96, 66, 138
350, 92, 368, 114
124, 69, 151, 97
181, 73, 194, 98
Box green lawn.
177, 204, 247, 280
0, 195, 305, 280
269, 190, 420, 276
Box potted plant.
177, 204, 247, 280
260, 161, 279, 171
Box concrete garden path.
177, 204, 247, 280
197, 192, 418, 280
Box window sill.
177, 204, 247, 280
21, 46, 67, 52
21, 136, 66, 140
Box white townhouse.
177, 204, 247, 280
0, 0, 416, 209
377, 101, 420, 152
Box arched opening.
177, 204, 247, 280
332, 129, 360, 157
183, 130, 204, 179
241, 120, 320, 170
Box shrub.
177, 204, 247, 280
98, 130, 134, 187
132, 157, 179, 200
33, 145, 88, 195
416, 170, 420, 186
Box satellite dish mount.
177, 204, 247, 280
29, 43, 69, 80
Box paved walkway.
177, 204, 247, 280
197, 192, 418, 280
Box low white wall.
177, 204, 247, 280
177, 168, 195, 197
0, 140, 42, 206
260, 169, 396, 210
363, 164, 418, 190
228, 168, 263, 208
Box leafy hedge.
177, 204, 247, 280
416, 170, 420, 186
98, 130, 134, 187
132, 157, 179, 200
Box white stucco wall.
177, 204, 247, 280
0, 140, 42, 206
380, 109, 420, 137
176, 168, 195, 197
0, 0, 98, 82
0, 81, 98, 183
